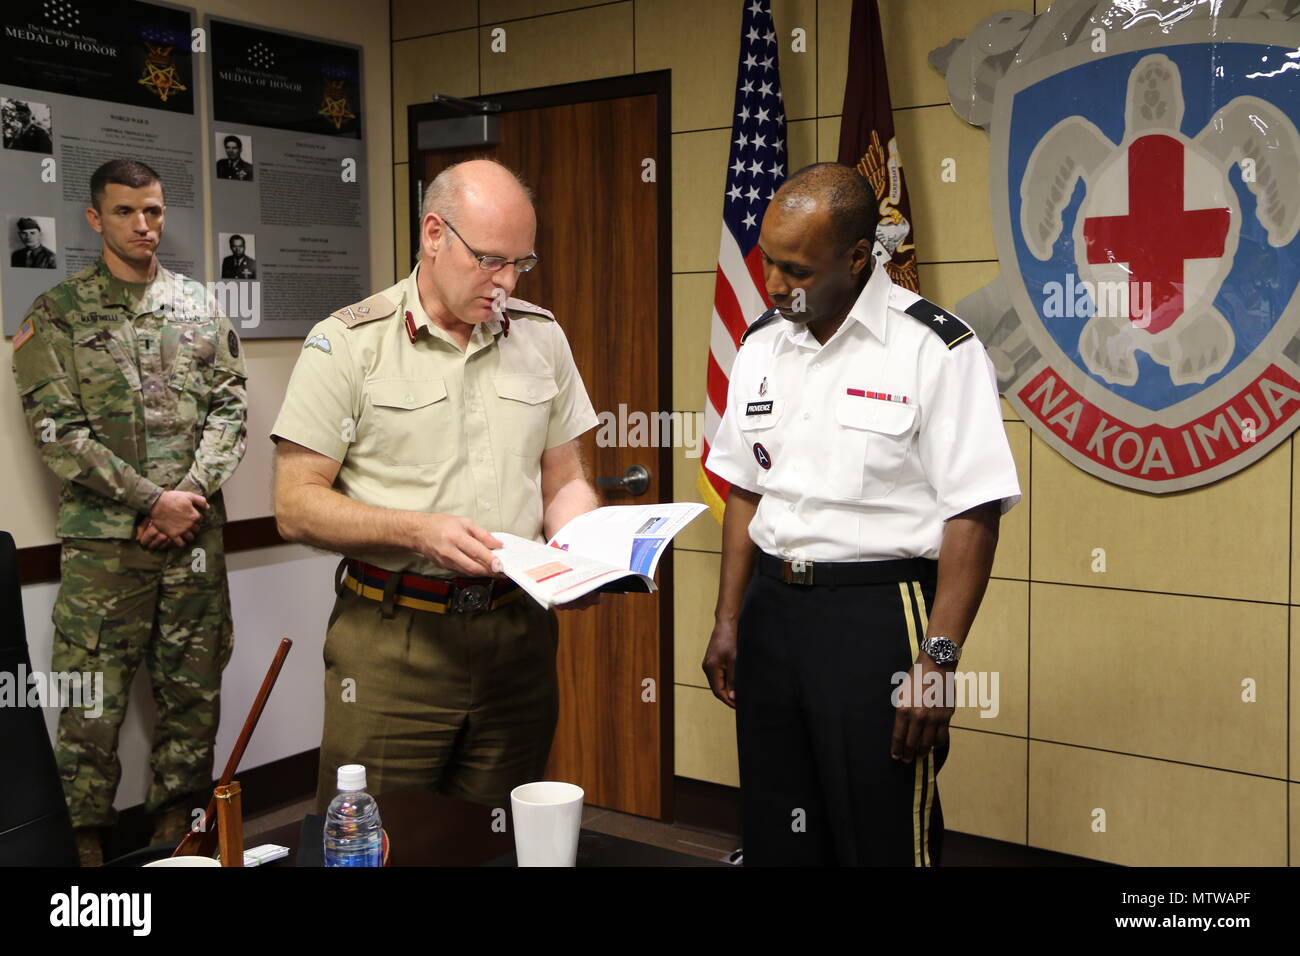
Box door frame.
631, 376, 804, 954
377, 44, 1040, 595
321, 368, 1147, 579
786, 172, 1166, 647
407, 71, 676, 820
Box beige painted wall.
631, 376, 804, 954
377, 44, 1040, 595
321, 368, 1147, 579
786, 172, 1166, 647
2, 0, 394, 548
395, 0, 1298, 866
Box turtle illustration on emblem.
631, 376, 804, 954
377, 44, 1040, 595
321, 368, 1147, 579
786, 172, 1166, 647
925, 4, 1300, 494
1021, 53, 1300, 387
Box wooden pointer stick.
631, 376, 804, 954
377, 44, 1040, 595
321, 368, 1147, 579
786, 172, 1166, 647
172, 638, 292, 858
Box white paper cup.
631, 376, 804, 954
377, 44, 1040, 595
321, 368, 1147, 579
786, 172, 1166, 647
143, 855, 222, 867
510, 781, 584, 867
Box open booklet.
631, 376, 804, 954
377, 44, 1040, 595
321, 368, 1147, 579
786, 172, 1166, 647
492, 503, 708, 608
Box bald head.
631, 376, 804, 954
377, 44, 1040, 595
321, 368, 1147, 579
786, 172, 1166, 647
421, 158, 534, 225
773, 162, 876, 253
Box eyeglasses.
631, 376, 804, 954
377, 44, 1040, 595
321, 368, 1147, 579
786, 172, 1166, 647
441, 218, 539, 274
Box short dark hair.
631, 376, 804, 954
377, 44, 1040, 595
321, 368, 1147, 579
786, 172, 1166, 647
223, 135, 241, 149
90, 159, 163, 210
229, 234, 245, 247
16, 217, 39, 232
774, 162, 877, 254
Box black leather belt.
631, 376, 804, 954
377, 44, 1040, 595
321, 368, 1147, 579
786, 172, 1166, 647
756, 551, 937, 587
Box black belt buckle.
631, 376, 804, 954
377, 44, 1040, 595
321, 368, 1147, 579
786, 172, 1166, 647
449, 581, 491, 613
781, 559, 814, 586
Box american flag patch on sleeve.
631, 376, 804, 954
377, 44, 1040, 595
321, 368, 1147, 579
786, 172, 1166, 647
12, 317, 34, 352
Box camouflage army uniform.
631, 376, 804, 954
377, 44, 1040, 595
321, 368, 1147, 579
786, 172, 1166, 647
10, 258, 247, 828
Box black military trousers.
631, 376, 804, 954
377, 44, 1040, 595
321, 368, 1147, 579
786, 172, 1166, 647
735, 562, 947, 866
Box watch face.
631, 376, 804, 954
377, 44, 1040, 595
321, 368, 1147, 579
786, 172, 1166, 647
927, 638, 957, 663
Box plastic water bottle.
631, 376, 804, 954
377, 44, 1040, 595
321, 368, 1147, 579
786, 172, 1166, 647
323, 764, 383, 867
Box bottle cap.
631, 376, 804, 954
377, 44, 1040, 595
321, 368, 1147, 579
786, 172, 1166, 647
337, 764, 367, 792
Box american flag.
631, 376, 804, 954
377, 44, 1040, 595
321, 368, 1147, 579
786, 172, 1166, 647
698, 0, 788, 521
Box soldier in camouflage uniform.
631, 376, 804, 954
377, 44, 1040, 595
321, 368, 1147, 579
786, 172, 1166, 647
9, 160, 247, 866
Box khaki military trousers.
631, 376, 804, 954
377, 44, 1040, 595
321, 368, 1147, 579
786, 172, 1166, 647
314, 585, 560, 813
51, 527, 234, 828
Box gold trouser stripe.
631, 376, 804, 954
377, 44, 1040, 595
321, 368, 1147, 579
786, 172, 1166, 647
899, 579, 938, 868
898, 582, 923, 866
342, 570, 522, 614
910, 579, 930, 634
910, 579, 937, 867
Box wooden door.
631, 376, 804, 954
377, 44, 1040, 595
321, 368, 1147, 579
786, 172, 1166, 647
413, 76, 672, 819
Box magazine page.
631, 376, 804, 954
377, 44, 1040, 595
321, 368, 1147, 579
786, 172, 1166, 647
492, 532, 643, 608
546, 503, 708, 577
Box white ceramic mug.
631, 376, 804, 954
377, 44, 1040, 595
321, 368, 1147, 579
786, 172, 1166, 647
510, 781, 584, 867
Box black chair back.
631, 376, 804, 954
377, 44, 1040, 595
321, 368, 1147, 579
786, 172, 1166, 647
0, 532, 78, 866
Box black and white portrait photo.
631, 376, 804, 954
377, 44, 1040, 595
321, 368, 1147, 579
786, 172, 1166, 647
9, 216, 56, 269
215, 132, 254, 181
2, 98, 53, 154
219, 232, 256, 278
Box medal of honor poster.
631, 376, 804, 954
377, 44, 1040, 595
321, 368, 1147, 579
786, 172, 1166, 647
207, 17, 367, 337
0, 0, 194, 112
0, 0, 204, 334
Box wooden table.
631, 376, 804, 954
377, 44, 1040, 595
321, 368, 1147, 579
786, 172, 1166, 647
259, 788, 725, 867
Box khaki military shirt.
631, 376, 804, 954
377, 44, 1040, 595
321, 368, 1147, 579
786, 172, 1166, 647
271, 264, 598, 577
11, 258, 248, 539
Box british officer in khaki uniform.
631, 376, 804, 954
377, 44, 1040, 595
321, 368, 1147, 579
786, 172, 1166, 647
272, 159, 600, 811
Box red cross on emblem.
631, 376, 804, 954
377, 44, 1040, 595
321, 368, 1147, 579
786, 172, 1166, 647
1082, 134, 1231, 335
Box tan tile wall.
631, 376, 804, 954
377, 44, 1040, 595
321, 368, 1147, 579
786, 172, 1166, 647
392, 0, 1296, 865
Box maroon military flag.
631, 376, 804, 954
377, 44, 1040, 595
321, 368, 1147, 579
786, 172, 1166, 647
837, 0, 920, 292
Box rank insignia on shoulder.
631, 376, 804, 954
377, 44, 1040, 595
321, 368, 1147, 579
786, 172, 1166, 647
304, 332, 333, 354
903, 297, 973, 349
503, 296, 554, 321
332, 293, 396, 327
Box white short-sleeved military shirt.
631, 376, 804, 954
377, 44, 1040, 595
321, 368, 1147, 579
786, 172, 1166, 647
706, 247, 1021, 562
272, 264, 598, 575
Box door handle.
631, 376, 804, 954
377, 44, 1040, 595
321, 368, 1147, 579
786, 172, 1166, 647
596, 464, 650, 496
